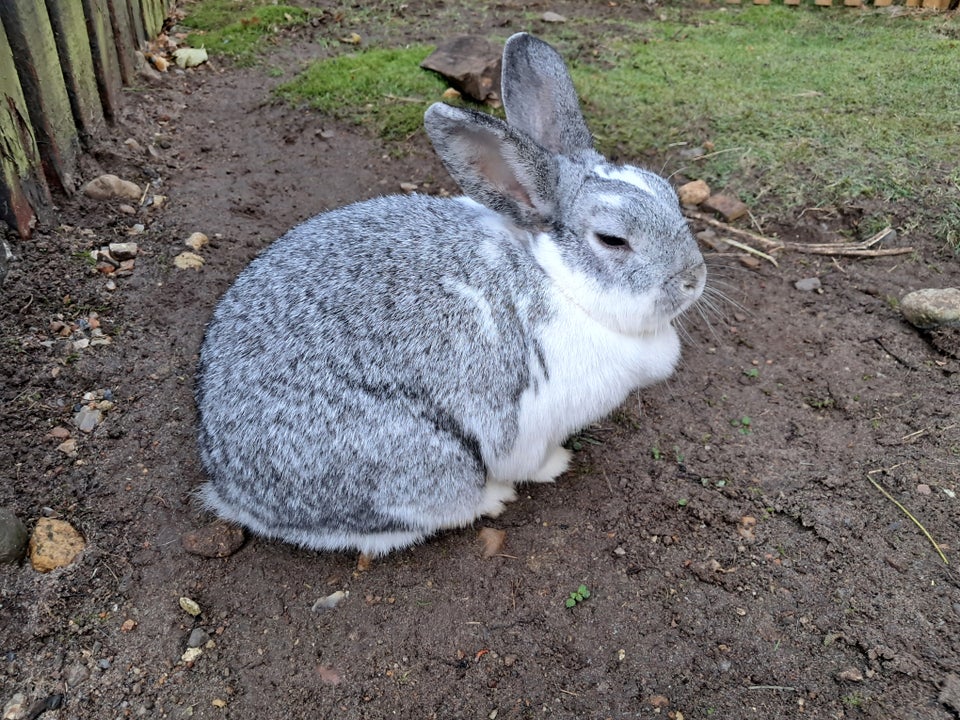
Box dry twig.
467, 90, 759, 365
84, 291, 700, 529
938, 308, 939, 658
866, 469, 949, 565
686, 210, 915, 260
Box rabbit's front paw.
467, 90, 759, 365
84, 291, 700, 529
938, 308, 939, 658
529, 446, 572, 483
476, 481, 519, 518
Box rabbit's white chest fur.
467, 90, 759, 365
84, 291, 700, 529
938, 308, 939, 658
485, 232, 682, 483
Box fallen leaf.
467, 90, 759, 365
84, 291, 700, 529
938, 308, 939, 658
478, 527, 506, 558
339, 32, 361, 45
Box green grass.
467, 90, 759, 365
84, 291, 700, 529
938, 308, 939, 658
179, 0, 313, 64
567, 6, 960, 218
181, 1, 960, 233
276, 47, 449, 140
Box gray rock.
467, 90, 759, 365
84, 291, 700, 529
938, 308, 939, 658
901, 287, 960, 330
187, 628, 210, 648
74, 406, 103, 434
0, 508, 28, 564
795, 277, 822, 292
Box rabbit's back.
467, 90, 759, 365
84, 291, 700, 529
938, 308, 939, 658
195, 195, 553, 551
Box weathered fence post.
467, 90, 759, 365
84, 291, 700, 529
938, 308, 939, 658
0, 0, 82, 195
0, 19, 53, 239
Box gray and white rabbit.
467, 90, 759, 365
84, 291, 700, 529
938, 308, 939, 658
195, 33, 706, 556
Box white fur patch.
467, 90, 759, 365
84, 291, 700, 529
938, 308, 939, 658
443, 279, 498, 341
594, 165, 654, 195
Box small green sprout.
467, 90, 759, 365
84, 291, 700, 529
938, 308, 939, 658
565, 584, 591, 608
732, 416, 752, 434
743, 367, 760, 379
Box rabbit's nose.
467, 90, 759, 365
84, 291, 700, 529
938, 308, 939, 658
680, 261, 707, 297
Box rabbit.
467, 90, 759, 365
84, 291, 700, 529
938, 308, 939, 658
194, 32, 706, 557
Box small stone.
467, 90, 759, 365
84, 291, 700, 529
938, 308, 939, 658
105, 280, 117, 291
182, 520, 245, 558
2, 693, 27, 720
179, 597, 202, 617
916, 483, 932, 495
399, 182, 418, 193
211, 699, 227, 709
900, 288, 960, 330
73, 406, 103, 434
47, 426, 71, 440
0, 508, 29, 564
29, 518, 85, 572
677, 179, 711, 206
940, 673, 960, 714
180, 647, 202, 664
184, 232, 209, 252
108, 242, 139, 260
739, 254, 761, 270
702, 193, 749, 222
187, 628, 210, 648
123, 138, 143, 152
794, 277, 822, 292
82, 174, 142, 202
121, 619, 137, 632
312, 590, 349, 612
542, 11, 567, 22
837, 667, 864, 682
56, 438, 78, 457
118, 204, 137, 215
173, 252, 204, 270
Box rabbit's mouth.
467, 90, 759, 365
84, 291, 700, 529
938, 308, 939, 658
663, 260, 707, 318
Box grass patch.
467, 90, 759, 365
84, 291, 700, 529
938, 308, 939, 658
567, 6, 960, 218
276, 46, 449, 140
179, 0, 313, 64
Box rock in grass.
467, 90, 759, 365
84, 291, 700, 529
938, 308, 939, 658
29, 518, 85, 572
900, 288, 960, 330
0, 508, 28, 564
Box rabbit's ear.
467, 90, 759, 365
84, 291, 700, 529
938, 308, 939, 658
424, 102, 557, 227
500, 33, 594, 157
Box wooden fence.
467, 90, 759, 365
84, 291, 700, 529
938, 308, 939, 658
0, 0, 170, 239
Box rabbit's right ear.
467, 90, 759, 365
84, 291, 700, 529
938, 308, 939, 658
424, 102, 558, 228
501, 33, 594, 157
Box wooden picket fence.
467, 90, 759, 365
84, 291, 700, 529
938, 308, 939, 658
0, 0, 171, 239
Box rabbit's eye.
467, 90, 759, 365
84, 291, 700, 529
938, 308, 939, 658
596, 233, 629, 249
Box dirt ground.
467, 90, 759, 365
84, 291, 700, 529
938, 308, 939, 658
2, 2, 959, 719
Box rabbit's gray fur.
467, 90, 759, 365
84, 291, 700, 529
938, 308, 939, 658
195, 33, 706, 556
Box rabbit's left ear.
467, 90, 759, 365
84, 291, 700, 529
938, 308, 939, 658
500, 33, 594, 157
424, 102, 558, 228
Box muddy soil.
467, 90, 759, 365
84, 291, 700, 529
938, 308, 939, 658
2, 3, 958, 719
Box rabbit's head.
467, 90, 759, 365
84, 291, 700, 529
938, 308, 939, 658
425, 33, 704, 337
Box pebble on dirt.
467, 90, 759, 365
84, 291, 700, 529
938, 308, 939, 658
941, 672, 960, 714
179, 596, 202, 617
900, 287, 960, 330
184, 232, 209, 252
28, 518, 85, 573
82, 174, 143, 203
173, 251, 204, 270
312, 590, 349, 612
0, 508, 29, 564
108, 242, 139, 260
181, 519, 245, 558
677, 179, 711, 207
73, 406, 103, 434
794, 277, 822, 293
701, 193, 749, 222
